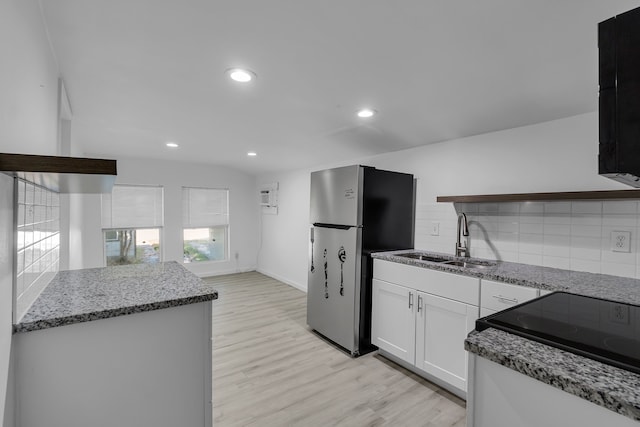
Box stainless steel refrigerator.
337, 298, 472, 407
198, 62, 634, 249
307, 165, 414, 356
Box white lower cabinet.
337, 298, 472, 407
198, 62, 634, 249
372, 259, 480, 397
416, 292, 478, 392
371, 278, 416, 364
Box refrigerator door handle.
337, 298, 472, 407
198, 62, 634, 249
310, 228, 315, 273
313, 223, 353, 230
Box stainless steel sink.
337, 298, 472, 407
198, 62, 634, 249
396, 252, 496, 270
396, 253, 451, 263
442, 260, 494, 269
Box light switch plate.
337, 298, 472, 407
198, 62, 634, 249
431, 222, 440, 236
611, 231, 631, 253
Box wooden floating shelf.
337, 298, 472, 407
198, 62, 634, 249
436, 190, 640, 203
0, 153, 117, 193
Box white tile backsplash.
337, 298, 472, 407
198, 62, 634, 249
15, 179, 60, 321
418, 200, 640, 279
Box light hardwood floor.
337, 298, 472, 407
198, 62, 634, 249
205, 271, 466, 427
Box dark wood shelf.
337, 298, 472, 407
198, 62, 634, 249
0, 153, 117, 193
437, 190, 640, 203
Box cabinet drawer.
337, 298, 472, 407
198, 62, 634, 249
373, 259, 479, 305
481, 280, 538, 312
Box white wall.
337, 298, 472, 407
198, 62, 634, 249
256, 170, 311, 291
257, 112, 640, 290
0, 1, 61, 425
73, 157, 259, 277
0, 1, 59, 157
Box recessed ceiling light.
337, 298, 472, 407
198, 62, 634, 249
166, 142, 179, 148
227, 68, 256, 83
357, 108, 377, 118
247, 151, 257, 157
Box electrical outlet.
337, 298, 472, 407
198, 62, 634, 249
610, 303, 630, 324
611, 231, 631, 253
431, 222, 440, 236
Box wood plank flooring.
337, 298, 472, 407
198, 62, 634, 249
205, 272, 466, 426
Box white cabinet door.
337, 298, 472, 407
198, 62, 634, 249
371, 279, 416, 364
415, 292, 479, 391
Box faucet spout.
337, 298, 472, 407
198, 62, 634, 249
456, 213, 470, 257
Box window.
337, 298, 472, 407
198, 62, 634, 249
182, 187, 229, 263
102, 185, 163, 266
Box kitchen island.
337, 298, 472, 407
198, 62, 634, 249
372, 250, 640, 426
12, 261, 217, 427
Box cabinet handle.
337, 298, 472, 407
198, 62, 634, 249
493, 294, 519, 304
408, 292, 414, 309
417, 294, 422, 312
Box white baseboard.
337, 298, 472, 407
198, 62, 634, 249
256, 268, 307, 292
192, 265, 257, 278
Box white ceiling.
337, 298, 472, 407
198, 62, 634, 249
40, 1, 640, 175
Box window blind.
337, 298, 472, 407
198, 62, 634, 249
182, 187, 229, 228
102, 185, 164, 228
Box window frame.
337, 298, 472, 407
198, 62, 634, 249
181, 187, 230, 264
101, 184, 165, 267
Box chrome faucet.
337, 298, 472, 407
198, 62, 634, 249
456, 213, 470, 257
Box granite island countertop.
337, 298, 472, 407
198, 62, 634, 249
15, 261, 218, 333
372, 249, 640, 422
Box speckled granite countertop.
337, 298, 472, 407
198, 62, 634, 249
372, 249, 640, 305
373, 249, 640, 422
15, 261, 218, 333
465, 329, 640, 422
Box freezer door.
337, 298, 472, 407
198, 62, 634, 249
310, 165, 363, 226
307, 225, 362, 354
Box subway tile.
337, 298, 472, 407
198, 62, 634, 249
25, 183, 34, 204
544, 202, 571, 215
570, 259, 601, 274
471, 247, 492, 259
520, 202, 544, 214
498, 220, 519, 234
570, 244, 601, 262
602, 215, 637, 227
519, 232, 543, 245
543, 235, 571, 257
602, 262, 637, 279
478, 203, 499, 214
16, 274, 25, 296
542, 256, 571, 270
499, 251, 519, 263
495, 237, 518, 253
570, 224, 602, 238
543, 215, 571, 226
519, 214, 543, 224
474, 220, 498, 234
544, 223, 571, 236
17, 180, 25, 203
518, 253, 543, 266
571, 201, 602, 215
603, 200, 638, 215
498, 203, 520, 215
519, 222, 543, 234
454, 203, 479, 214
570, 215, 602, 227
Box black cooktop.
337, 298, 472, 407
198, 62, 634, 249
476, 292, 640, 375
